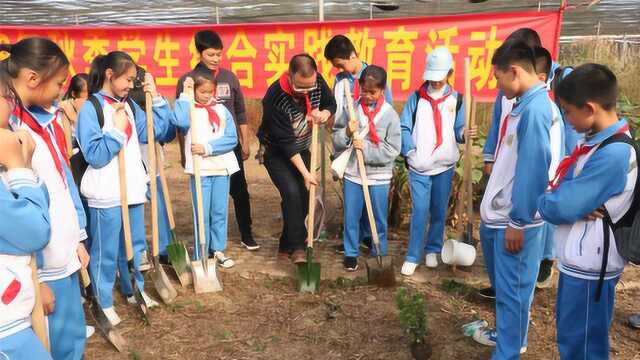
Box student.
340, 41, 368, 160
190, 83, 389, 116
398, 47, 473, 275
257, 54, 336, 264
332, 65, 400, 271
77, 51, 170, 326
3, 38, 90, 360
538, 64, 634, 360
473, 41, 563, 359
173, 69, 239, 268
176, 30, 259, 251
60, 73, 89, 129
480, 28, 541, 300
0, 64, 53, 360
324, 34, 393, 254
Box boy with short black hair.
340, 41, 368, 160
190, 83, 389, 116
474, 40, 563, 359
176, 30, 259, 251
538, 64, 634, 360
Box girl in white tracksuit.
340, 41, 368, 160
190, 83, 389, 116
77, 51, 170, 326
172, 69, 239, 268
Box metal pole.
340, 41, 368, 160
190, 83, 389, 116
370, 3, 373, 19
216, 7, 220, 24
319, 0, 325, 21
538, 0, 542, 12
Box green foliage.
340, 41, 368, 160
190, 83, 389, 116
395, 287, 427, 343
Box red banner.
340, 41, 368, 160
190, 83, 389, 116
0, 10, 562, 101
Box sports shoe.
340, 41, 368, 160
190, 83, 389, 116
102, 307, 122, 326
536, 259, 555, 289
214, 252, 235, 269
241, 237, 260, 251
158, 254, 170, 265
425, 253, 438, 268
472, 328, 496, 346
462, 319, 488, 337
401, 261, 418, 276
86, 325, 95, 339
477, 287, 496, 299
139, 251, 151, 271
343, 256, 358, 271
128, 291, 159, 308
629, 314, 640, 329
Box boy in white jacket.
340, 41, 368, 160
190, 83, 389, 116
538, 64, 634, 360
173, 70, 239, 268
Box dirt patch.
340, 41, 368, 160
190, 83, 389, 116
85, 141, 640, 360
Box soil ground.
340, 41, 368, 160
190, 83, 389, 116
85, 141, 640, 360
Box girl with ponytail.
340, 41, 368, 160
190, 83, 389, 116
76, 50, 171, 325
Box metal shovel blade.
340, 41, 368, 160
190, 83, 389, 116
128, 260, 150, 323
365, 256, 396, 287
191, 258, 222, 294
166, 231, 192, 287
296, 248, 321, 293
150, 257, 178, 304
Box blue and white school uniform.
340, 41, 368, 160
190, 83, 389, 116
332, 98, 401, 258
400, 84, 465, 262
538, 119, 634, 360
0, 169, 51, 360
479, 83, 563, 360
76, 91, 170, 309
11, 105, 88, 360
334, 66, 393, 246
173, 95, 238, 259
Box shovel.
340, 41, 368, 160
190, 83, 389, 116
461, 58, 477, 248
79, 268, 127, 352
157, 143, 192, 287
118, 150, 149, 323
297, 121, 321, 293
188, 94, 222, 294
30, 255, 49, 352
343, 81, 395, 287
145, 92, 178, 304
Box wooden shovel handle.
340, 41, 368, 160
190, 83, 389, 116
463, 58, 474, 229
62, 113, 73, 157
343, 81, 382, 252
189, 97, 207, 256
307, 122, 319, 249
156, 143, 176, 230
30, 256, 49, 352
145, 92, 160, 258
118, 150, 134, 261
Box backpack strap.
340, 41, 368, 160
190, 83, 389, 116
594, 132, 639, 301
87, 95, 105, 128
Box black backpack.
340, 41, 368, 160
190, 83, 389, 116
411, 90, 463, 131
69, 95, 136, 188
595, 133, 640, 301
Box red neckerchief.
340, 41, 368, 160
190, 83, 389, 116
549, 124, 629, 190
279, 73, 313, 121
418, 84, 453, 153
360, 99, 383, 146
13, 105, 68, 186
352, 79, 360, 101
102, 95, 133, 141
195, 99, 221, 129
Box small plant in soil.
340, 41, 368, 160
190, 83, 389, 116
395, 287, 432, 360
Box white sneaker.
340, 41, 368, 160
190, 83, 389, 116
425, 253, 438, 268
139, 251, 151, 272
401, 261, 418, 276
102, 307, 121, 326
127, 291, 159, 308
215, 252, 235, 269
472, 328, 496, 346
86, 326, 95, 339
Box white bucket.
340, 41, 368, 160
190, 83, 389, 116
441, 239, 477, 267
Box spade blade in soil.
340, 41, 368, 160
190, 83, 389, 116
365, 256, 396, 287
82, 273, 127, 352
297, 248, 320, 293
166, 230, 192, 287
191, 258, 222, 294
128, 259, 150, 323
149, 257, 178, 304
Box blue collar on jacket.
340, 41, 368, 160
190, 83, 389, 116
511, 82, 547, 117
585, 118, 628, 147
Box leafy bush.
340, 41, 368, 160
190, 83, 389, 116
395, 287, 427, 343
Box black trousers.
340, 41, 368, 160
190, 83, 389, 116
230, 144, 253, 240
263, 147, 310, 253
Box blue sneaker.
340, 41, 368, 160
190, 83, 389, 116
472, 328, 527, 354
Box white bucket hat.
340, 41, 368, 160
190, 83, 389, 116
422, 46, 454, 81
